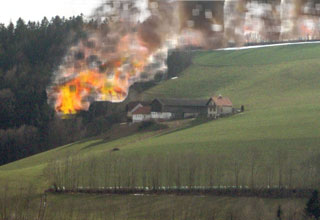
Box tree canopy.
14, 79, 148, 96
0, 16, 86, 165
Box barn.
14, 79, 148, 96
150, 98, 209, 119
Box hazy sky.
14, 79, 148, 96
0, 0, 102, 25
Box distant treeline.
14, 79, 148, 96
0, 16, 92, 165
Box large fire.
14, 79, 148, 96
54, 71, 125, 114
51, 32, 153, 115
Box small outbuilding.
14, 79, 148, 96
132, 106, 151, 123
126, 101, 150, 120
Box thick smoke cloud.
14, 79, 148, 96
178, 1, 225, 48
47, 0, 179, 115
47, 0, 320, 115
225, 0, 320, 44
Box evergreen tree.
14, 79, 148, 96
0, 15, 86, 165
305, 190, 320, 220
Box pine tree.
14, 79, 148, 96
0, 15, 86, 165
305, 190, 320, 220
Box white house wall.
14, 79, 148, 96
151, 112, 172, 119
208, 107, 217, 117
133, 112, 173, 123
132, 114, 151, 123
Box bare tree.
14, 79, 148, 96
103, 154, 111, 188
186, 153, 197, 189
276, 148, 288, 189
231, 151, 244, 188
248, 147, 261, 189
206, 154, 216, 188
175, 162, 181, 190
265, 163, 275, 188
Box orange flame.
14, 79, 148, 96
51, 33, 151, 115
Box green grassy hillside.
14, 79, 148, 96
1, 43, 320, 191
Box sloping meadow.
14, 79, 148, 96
46, 147, 320, 191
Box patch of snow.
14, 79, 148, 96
133, 194, 144, 196
218, 41, 320, 51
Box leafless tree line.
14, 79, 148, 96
45, 147, 320, 191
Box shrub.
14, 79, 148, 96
138, 121, 168, 131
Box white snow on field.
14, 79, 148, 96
218, 41, 320, 51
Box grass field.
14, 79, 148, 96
1, 43, 320, 219
0, 188, 307, 220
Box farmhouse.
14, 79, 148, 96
126, 101, 150, 120
128, 95, 233, 123
207, 95, 233, 117
132, 106, 151, 123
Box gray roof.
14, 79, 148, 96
154, 98, 209, 107
127, 101, 150, 111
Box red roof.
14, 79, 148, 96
132, 106, 151, 115
212, 96, 232, 107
